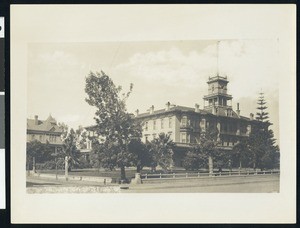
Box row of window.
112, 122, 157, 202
145, 116, 209, 131
221, 140, 236, 146
145, 117, 173, 131
30, 134, 58, 142
143, 131, 238, 146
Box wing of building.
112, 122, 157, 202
27, 114, 64, 150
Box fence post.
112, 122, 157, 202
239, 170, 241, 175
173, 173, 175, 178
263, 170, 265, 175
145, 173, 148, 179
186, 173, 188, 178
160, 173, 162, 179
198, 172, 200, 178
219, 172, 221, 176
255, 169, 258, 175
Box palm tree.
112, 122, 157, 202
61, 128, 81, 172
232, 139, 250, 169
149, 133, 175, 172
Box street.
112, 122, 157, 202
27, 174, 279, 193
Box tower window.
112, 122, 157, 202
153, 120, 156, 130
181, 133, 186, 143
161, 119, 164, 129
145, 122, 148, 131
181, 116, 187, 127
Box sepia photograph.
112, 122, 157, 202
26, 40, 280, 194
10, 4, 296, 223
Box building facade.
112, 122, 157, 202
134, 75, 259, 167
84, 75, 263, 167
27, 115, 64, 152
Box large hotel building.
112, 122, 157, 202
133, 75, 257, 166
85, 75, 260, 167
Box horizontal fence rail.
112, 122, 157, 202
141, 170, 280, 180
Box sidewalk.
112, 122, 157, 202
27, 173, 279, 193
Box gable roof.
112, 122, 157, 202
27, 115, 63, 133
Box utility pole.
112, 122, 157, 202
32, 157, 36, 173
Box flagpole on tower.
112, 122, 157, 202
217, 40, 220, 76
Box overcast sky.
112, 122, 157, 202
27, 40, 279, 143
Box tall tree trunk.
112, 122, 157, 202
65, 156, 69, 181
120, 165, 126, 180
208, 156, 213, 176
137, 165, 142, 173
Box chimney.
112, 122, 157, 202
236, 103, 240, 116
149, 105, 154, 114
135, 109, 139, 117
195, 103, 200, 113
165, 102, 170, 111
250, 113, 254, 121
34, 115, 38, 125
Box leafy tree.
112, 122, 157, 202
182, 146, 207, 171
149, 133, 175, 172
231, 138, 250, 168
54, 125, 82, 172
182, 151, 199, 171
248, 125, 279, 170
182, 126, 221, 172
26, 140, 53, 170
62, 128, 82, 171
75, 125, 88, 150
128, 138, 153, 173
85, 71, 142, 180
199, 127, 220, 172
58, 122, 69, 140
213, 149, 231, 172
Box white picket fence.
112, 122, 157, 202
141, 170, 280, 180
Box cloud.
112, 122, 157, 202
114, 46, 216, 89
218, 40, 279, 96
113, 40, 279, 98
34, 50, 78, 70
